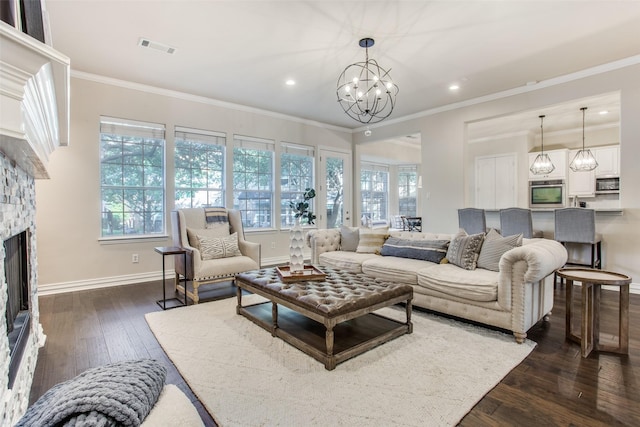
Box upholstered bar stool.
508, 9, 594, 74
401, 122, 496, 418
554, 208, 602, 268
554, 208, 602, 286
457, 208, 486, 235
499, 208, 533, 238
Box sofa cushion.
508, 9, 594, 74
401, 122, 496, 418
417, 264, 499, 302
318, 251, 379, 273
198, 232, 242, 260
445, 230, 485, 270
362, 256, 434, 285
356, 227, 389, 254
477, 229, 522, 272
340, 226, 360, 251
380, 237, 449, 263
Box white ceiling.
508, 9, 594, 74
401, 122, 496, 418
43, 1, 640, 130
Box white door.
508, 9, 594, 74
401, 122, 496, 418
319, 149, 352, 228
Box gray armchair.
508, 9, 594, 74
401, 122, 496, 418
171, 208, 260, 303
500, 208, 533, 238
457, 208, 486, 235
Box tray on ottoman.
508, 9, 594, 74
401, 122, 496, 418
276, 265, 326, 282
235, 267, 413, 370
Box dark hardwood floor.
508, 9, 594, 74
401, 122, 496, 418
30, 281, 640, 426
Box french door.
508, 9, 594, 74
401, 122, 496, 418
318, 149, 352, 229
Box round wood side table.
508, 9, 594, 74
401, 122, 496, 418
557, 267, 632, 358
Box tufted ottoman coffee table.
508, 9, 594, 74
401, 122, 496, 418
235, 267, 413, 370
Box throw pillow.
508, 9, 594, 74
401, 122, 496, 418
380, 237, 450, 263
356, 227, 389, 254
187, 226, 230, 248
197, 232, 242, 260
477, 228, 523, 271
340, 226, 360, 251
445, 229, 485, 270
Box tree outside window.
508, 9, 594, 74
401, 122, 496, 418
100, 117, 165, 237
233, 136, 275, 229
280, 143, 314, 227
175, 127, 225, 209
361, 165, 389, 223
398, 166, 418, 216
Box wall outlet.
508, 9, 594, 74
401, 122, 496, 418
132, 253, 139, 263
270, 242, 276, 249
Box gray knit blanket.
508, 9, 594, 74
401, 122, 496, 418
16, 359, 167, 427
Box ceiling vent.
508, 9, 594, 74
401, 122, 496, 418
138, 38, 176, 54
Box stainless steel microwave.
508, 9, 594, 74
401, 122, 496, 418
595, 177, 619, 194
529, 179, 565, 208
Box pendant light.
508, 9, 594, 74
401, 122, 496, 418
569, 107, 598, 172
336, 38, 399, 124
529, 115, 555, 175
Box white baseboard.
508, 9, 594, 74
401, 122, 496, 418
38, 256, 292, 296
38, 271, 167, 295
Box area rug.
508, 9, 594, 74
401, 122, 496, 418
145, 295, 535, 426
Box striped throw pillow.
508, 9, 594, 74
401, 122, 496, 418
356, 227, 389, 254
477, 229, 522, 271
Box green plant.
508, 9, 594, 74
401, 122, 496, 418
289, 188, 316, 225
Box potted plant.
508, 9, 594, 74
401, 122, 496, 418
289, 188, 316, 225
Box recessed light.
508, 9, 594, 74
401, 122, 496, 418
449, 84, 459, 91
285, 79, 296, 86
599, 110, 609, 115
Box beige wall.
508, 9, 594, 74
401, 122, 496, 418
35, 77, 352, 291
37, 63, 640, 292
358, 63, 640, 285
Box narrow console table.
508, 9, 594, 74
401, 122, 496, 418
557, 267, 631, 358
154, 246, 188, 310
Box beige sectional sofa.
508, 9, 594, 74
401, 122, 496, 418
307, 228, 568, 343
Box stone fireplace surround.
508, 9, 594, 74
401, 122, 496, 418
0, 21, 69, 425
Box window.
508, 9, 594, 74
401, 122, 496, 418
280, 143, 315, 227
174, 127, 226, 209
100, 117, 165, 237
233, 135, 275, 229
361, 163, 389, 223
398, 165, 418, 216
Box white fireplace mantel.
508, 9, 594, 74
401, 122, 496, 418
0, 21, 70, 178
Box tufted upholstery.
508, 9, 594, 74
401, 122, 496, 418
306, 226, 568, 343
235, 268, 412, 317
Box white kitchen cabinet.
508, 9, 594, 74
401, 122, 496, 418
593, 146, 619, 177
528, 149, 567, 180
475, 154, 517, 209
568, 149, 596, 197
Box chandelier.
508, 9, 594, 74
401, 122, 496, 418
569, 107, 598, 172
530, 115, 555, 175
336, 38, 399, 124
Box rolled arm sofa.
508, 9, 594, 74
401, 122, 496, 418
307, 228, 568, 343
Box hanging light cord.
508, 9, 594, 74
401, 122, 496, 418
539, 115, 545, 152
581, 107, 587, 150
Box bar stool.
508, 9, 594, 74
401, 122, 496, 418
457, 208, 486, 235
499, 208, 533, 238
554, 208, 602, 269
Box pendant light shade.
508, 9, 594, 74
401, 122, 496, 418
569, 107, 598, 172
530, 115, 555, 175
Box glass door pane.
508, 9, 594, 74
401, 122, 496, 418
319, 149, 352, 228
